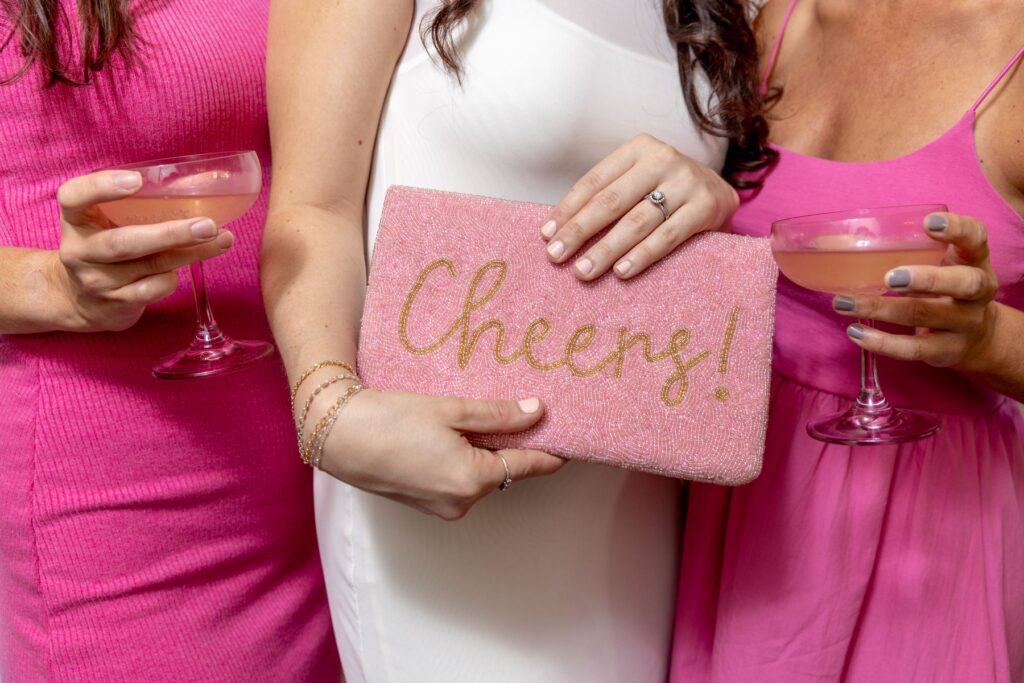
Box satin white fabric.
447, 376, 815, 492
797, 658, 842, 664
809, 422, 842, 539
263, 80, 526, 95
315, 2, 727, 681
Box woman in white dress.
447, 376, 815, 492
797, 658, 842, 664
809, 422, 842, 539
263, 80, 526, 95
262, 1, 767, 680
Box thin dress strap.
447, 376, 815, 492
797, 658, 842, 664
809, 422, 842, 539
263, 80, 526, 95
971, 43, 1024, 112
759, 0, 801, 95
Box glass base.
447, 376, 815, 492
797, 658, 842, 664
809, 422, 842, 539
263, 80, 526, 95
807, 405, 942, 446
152, 338, 274, 380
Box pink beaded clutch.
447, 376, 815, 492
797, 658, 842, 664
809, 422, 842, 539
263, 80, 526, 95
359, 186, 778, 484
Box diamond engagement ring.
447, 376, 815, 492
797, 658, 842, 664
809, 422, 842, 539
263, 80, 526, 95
493, 452, 512, 492
645, 189, 670, 221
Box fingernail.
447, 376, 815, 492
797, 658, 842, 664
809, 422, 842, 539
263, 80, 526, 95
847, 325, 867, 341
541, 220, 557, 239
925, 214, 948, 232
614, 260, 632, 277
575, 258, 593, 276
887, 269, 911, 289
834, 295, 856, 311
190, 218, 217, 239
214, 231, 234, 249
114, 171, 142, 190
518, 397, 540, 414
547, 241, 565, 259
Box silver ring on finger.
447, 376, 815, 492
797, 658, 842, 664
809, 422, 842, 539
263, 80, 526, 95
645, 189, 670, 222
493, 451, 512, 492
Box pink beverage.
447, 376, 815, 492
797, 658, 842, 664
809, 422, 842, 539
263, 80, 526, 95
98, 192, 258, 227
773, 245, 946, 294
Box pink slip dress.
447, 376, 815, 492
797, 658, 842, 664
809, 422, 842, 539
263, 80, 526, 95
0, 1, 339, 681
671, 3, 1024, 680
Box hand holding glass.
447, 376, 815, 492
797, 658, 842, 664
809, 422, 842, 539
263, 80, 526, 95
771, 205, 947, 445
98, 151, 274, 379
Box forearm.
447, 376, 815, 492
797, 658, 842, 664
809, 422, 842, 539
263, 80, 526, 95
0, 247, 72, 334
261, 204, 366, 383
968, 302, 1024, 402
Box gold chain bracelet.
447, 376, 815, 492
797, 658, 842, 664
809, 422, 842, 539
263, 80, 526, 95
295, 374, 357, 451
303, 383, 364, 468
290, 360, 359, 419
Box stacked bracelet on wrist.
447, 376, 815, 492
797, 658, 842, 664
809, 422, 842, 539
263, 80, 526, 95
290, 360, 364, 469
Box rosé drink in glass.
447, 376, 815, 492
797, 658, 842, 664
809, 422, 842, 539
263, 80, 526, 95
770, 204, 948, 445
99, 151, 274, 379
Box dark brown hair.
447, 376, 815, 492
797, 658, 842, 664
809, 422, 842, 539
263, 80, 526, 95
424, 0, 776, 185
1, 0, 135, 86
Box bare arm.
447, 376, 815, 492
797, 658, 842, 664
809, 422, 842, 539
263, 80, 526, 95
263, 0, 563, 520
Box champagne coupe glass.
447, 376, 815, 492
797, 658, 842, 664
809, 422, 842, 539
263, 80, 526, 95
770, 204, 948, 445
98, 151, 274, 379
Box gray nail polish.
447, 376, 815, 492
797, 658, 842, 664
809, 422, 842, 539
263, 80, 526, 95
847, 325, 866, 341
887, 269, 911, 288
925, 215, 948, 232
834, 295, 856, 311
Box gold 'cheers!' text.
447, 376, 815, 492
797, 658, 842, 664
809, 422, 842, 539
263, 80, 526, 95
398, 258, 736, 407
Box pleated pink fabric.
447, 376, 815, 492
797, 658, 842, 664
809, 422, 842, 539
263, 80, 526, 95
0, 2, 339, 681
670, 4, 1024, 679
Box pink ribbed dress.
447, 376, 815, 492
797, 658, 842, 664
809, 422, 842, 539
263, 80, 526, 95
671, 5, 1024, 681
0, 2, 339, 681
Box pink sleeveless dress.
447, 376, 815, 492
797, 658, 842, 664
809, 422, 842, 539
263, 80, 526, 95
0, 2, 339, 681
670, 5, 1024, 681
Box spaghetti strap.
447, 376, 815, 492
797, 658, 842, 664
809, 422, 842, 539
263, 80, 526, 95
971, 43, 1024, 112
759, 0, 801, 95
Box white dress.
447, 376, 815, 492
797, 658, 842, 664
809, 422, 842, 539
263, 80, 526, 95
315, 1, 727, 680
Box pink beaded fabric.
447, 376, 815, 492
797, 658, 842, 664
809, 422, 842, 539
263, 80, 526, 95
359, 186, 779, 484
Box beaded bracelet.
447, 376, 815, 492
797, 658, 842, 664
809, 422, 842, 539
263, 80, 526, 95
290, 360, 359, 419
295, 374, 357, 451
303, 383, 364, 468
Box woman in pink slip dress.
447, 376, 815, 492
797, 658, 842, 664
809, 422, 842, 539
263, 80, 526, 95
0, 2, 338, 681
666, 1, 1024, 680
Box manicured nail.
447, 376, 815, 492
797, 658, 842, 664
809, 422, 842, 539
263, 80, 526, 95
575, 258, 593, 276
614, 260, 632, 277
887, 269, 911, 289
834, 295, 856, 312
190, 218, 217, 239
547, 241, 565, 259
114, 171, 142, 190
847, 325, 867, 341
518, 397, 540, 413
925, 214, 948, 232
214, 231, 235, 249
541, 220, 557, 239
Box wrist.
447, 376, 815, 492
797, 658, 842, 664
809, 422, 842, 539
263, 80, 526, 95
40, 251, 87, 332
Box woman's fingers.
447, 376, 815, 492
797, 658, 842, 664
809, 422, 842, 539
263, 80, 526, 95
545, 166, 662, 265
109, 271, 181, 305
612, 199, 719, 279
844, 324, 961, 367
124, 232, 235, 279
883, 264, 998, 301
492, 447, 566, 481
81, 217, 224, 264
443, 396, 545, 434
570, 177, 690, 280
832, 293, 976, 330
57, 170, 143, 226
541, 137, 643, 240
924, 212, 991, 267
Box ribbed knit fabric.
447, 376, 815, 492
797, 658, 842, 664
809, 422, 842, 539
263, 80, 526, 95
0, 2, 339, 681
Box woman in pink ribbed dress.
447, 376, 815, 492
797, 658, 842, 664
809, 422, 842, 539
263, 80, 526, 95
0, 2, 338, 681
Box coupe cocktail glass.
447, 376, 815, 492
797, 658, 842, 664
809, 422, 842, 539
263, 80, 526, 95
99, 151, 274, 379
771, 205, 948, 445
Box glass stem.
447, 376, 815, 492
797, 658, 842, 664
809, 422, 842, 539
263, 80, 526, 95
855, 318, 890, 413
188, 262, 226, 348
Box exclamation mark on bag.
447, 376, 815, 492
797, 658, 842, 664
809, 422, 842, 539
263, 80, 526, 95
714, 306, 741, 401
